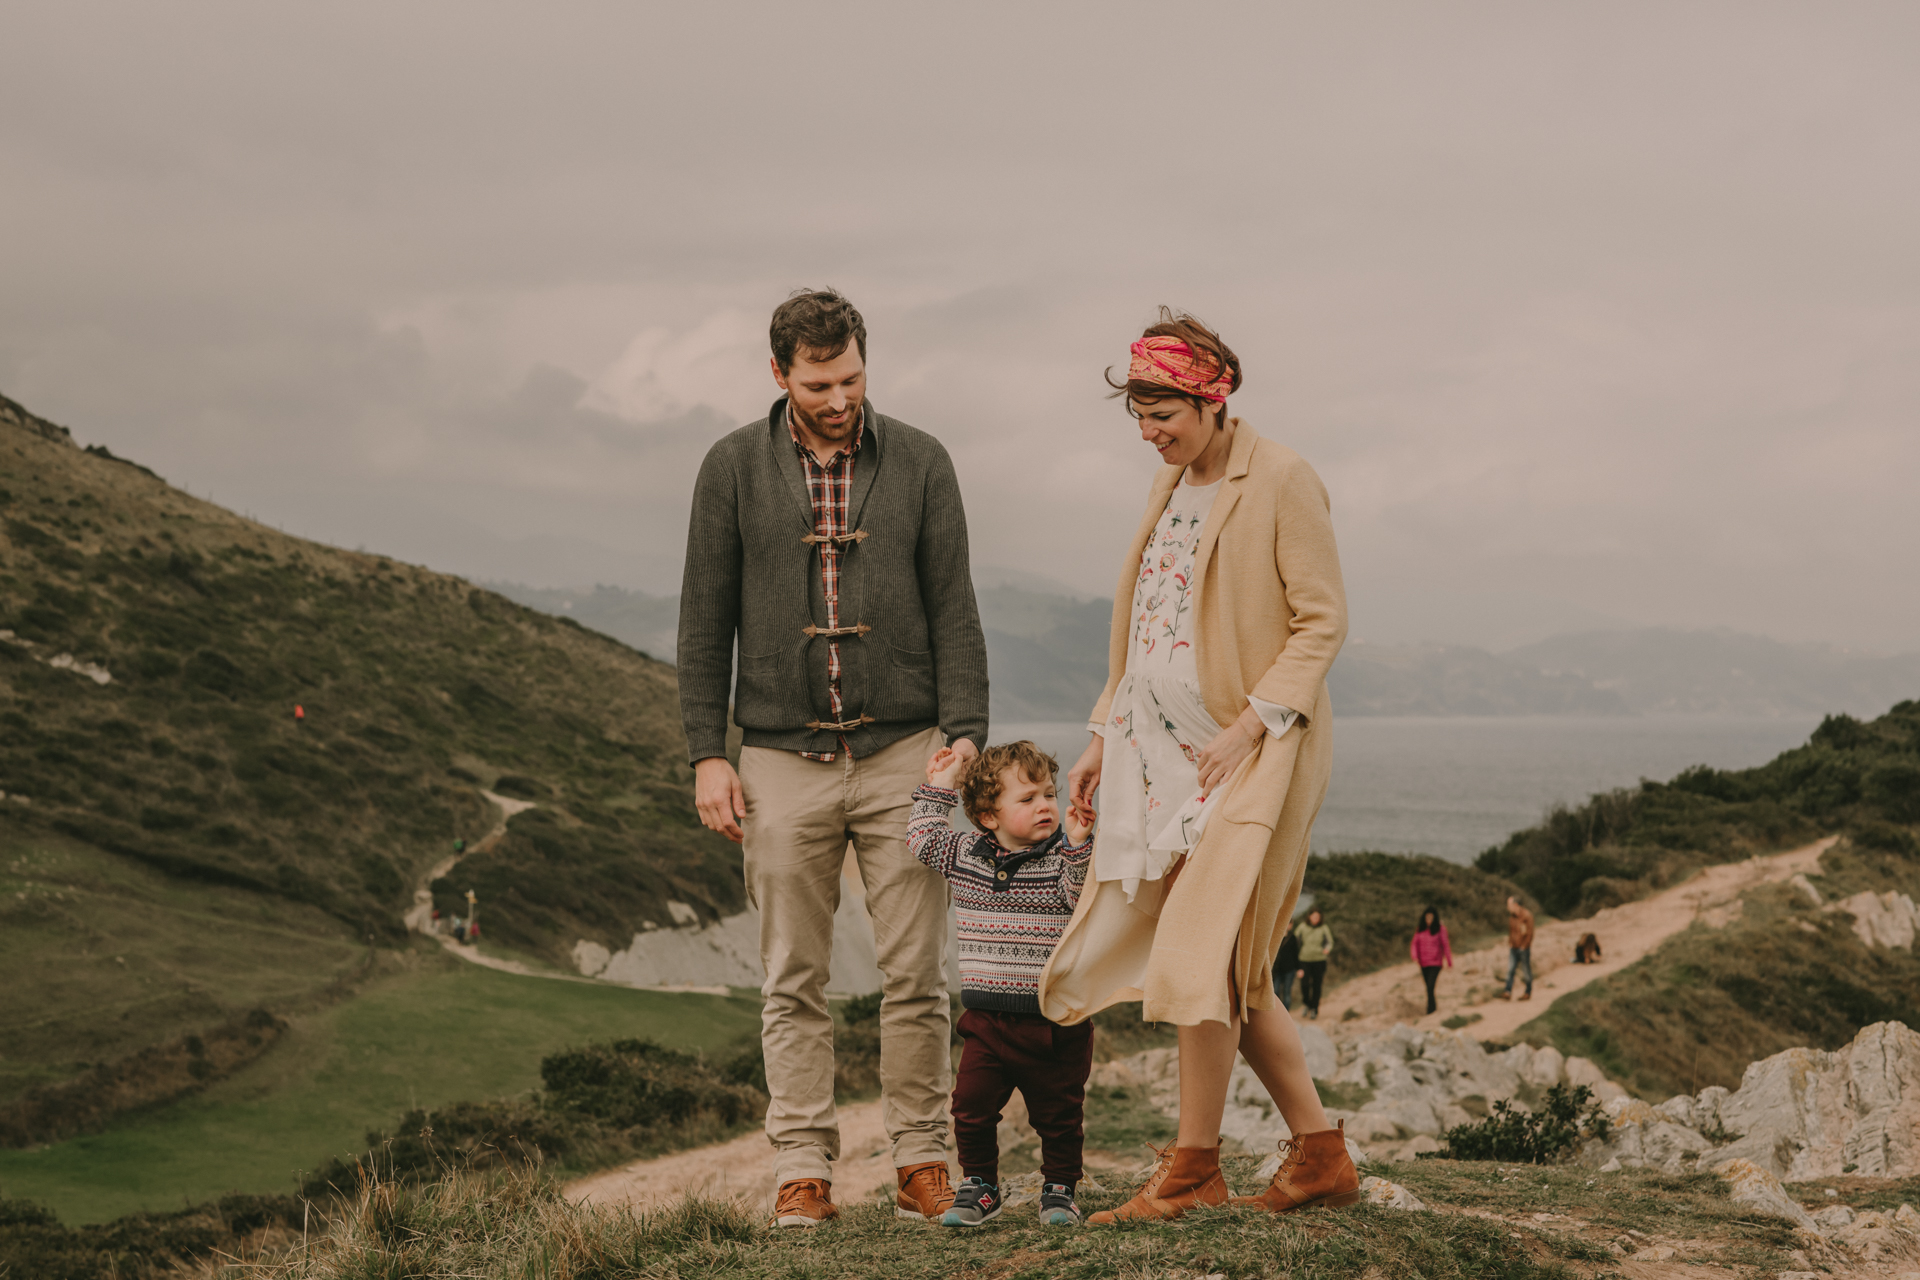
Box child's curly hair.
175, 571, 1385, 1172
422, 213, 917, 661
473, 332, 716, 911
960, 740, 1059, 824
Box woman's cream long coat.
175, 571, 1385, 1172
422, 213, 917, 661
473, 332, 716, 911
1038, 420, 1347, 1027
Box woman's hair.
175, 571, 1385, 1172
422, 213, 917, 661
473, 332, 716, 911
960, 740, 1058, 824
1306, 908, 1324, 925
1419, 906, 1443, 935
1105, 306, 1243, 422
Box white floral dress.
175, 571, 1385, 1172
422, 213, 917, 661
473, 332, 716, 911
1096, 479, 1230, 906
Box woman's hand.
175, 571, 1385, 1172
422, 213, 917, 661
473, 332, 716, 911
1195, 707, 1265, 794
1067, 733, 1103, 823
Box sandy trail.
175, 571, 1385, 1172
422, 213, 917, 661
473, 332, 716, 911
569, 837, 1838, 1215
1312, 836, 1838, 1040
569, 1098, 901, 1217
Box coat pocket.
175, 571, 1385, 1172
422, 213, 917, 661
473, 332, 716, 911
862, 643, 938, 723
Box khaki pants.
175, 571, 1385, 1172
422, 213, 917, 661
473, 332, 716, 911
740, 726, 952, 1187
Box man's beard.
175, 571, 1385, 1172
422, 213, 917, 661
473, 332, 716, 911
792, 396, 862, 442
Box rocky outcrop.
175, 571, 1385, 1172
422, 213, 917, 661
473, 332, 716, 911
1094, 1024, 1629, 1162
1834, 889, 1919, 950
1581, 1021, 1920, 1179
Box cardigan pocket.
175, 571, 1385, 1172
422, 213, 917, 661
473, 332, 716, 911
1218, 736, 1284, 829
861, 643, 938, 724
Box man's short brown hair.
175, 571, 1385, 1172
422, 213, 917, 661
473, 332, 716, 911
960, 740, 1059, 825
770, 288, 868, 374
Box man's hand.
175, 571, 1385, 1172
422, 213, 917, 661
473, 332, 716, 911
1067, 733, 1103, 819
925, 746, 966, 790
694, 757, 746, 843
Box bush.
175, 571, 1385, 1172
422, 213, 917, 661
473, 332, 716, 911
1430, 1083, 1610, 1164
540, 1039, 762, 1131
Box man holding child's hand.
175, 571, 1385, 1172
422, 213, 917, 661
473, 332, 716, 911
677, 289, 988, 1228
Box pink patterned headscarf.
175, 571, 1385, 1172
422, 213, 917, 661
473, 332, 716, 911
1128, 336, 1234, 402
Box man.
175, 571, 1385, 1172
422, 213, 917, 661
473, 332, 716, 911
678, 288, 988, 1228
1502, 895, 1535, 1001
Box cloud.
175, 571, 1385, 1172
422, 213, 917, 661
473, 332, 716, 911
581, 310, 770, 427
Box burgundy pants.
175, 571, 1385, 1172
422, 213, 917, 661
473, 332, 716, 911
951, 1007, 1094, 1186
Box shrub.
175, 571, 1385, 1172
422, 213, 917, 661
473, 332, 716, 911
1430, 1083, 1610, 1164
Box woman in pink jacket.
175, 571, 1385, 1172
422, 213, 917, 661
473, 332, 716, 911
1410, 907, 1452, 1015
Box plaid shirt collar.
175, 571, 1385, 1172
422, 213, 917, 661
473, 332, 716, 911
785, 400, 869, 464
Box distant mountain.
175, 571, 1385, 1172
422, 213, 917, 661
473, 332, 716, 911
1507, 628, 1920, 718
485, 583, 1920, 722
485, 582, 679, 663
1327, 641, 1630, 716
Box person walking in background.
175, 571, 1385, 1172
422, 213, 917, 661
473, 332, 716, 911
1574, 932, 1602, 964
1272, 920, 1302, 1010
678, 288, 989, 1228
1293, 909, 1333, 1020
1041, 310, 1356, 1223
1502, 895, 1535, 1001
1409, 906, 1452, 1015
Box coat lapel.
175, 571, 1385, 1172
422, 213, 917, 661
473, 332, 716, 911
1189, 419, 1256, 592
768, 398, 817, 530
846, 403, 883, 527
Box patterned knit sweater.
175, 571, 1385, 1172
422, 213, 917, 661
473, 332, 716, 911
907, 785, 1093, 1014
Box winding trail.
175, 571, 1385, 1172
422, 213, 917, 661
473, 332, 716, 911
1311, 836, 1839, 1040
403, 789, 560, 978
570, 837, 1840, 1214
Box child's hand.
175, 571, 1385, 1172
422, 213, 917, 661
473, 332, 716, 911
925, 747, 965, 790
1065, 800, 1095, 845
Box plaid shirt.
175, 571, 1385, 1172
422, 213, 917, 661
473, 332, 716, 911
789, 402, 868, 761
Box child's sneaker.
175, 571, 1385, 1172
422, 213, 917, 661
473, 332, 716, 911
1038, 1182, 1081, 1225
940, 1177, 1003, 1228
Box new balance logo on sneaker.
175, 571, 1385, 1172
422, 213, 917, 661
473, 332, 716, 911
940, 1177, 1002, 1228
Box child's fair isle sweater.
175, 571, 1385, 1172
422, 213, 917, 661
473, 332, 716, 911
907, 784, 1093, 1014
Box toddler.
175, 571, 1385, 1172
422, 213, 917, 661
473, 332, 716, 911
908, 739, 1095, 1228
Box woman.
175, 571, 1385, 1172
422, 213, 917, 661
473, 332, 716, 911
1039, 309, 1354, 1222
1293, 909, 1333, 1020
1410, 906, 1452, 1015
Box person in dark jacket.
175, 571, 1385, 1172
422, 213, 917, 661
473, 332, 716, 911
678, 289, 990, 1228
1272, 922, 1302, 1009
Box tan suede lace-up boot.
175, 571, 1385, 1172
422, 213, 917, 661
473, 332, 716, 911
772, 1178, 839, 1228
894, 1160, 957, 1221
1087, 1142, 1227, 1224
1230, 1121, 1361, 1214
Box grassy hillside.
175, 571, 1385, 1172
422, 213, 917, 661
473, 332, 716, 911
0, 393, 739, 1111
0, 950, 760, 1224
1477, 700, 1919, 917
1516, 832, 1920, 1099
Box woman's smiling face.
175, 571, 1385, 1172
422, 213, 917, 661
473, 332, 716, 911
1130, 394, 1218, 468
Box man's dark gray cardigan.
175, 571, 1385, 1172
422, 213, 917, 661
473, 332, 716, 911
678, 398, 989, 764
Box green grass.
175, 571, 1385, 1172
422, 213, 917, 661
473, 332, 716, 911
0, 817, 369, 1104
0, 950, 760, 1224
1302, 851, 1529, 985
218, 1158, 1604, 1280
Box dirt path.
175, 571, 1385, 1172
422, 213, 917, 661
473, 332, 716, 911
1312, 836, 1839, 1040
569, 1098, 900, 1215
403, 790, 562, 976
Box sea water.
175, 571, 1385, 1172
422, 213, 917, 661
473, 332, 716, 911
992, 715, 1824, 866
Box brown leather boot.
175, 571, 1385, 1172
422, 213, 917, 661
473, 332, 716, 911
1087, 1143, 1228, 1224
1230, 1121, 1361, 1214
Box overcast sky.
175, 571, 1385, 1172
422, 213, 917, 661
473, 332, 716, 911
5, 2, 1917, 652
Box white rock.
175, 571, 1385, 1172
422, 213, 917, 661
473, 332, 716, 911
1810, 1204, 1854, 1228
1359, 1176, 1426, 1210
1600, 1157, 1622, 1172
1789, 873, 1823, 906
1564, 1056, 1609, 1089
1712, 1157, 1818, 1230
1528, 1045, 1567, 1086
1709, 1021, 1920, 1179
1297, 1023, 1337, 1079
1832, 890, 1919, 950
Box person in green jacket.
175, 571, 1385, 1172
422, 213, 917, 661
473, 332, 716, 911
1292, 910, 1334, 1020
